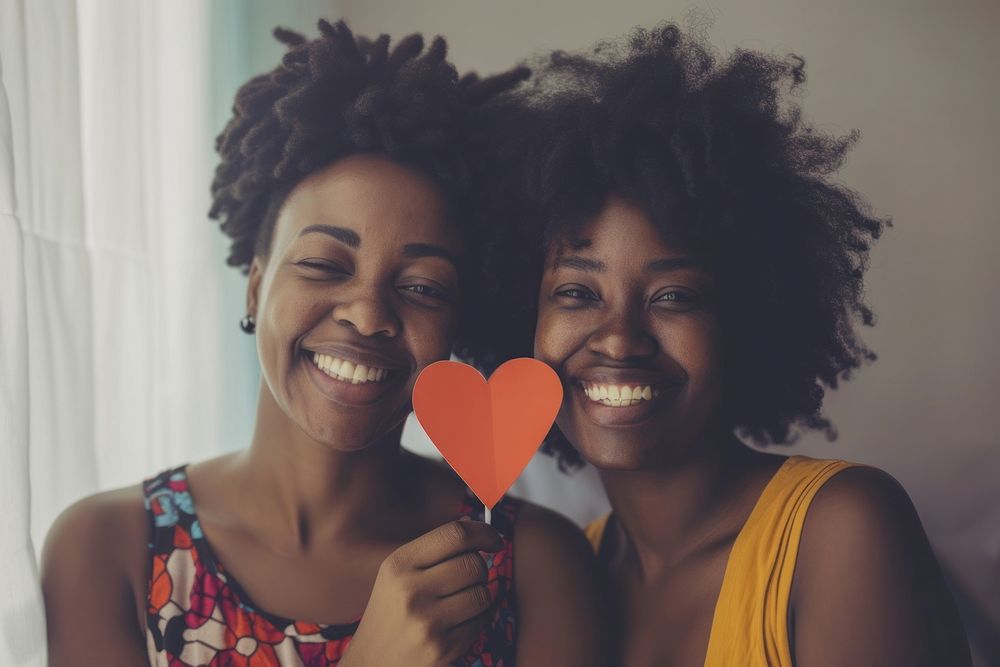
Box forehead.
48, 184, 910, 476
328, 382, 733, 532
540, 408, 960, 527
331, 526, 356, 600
272, 154, 454, 252
550, 194, 687, 261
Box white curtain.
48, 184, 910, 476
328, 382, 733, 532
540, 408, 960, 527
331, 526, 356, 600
6, 0, 222, 554
0, 2, 46, 660
1, 1, 225, 662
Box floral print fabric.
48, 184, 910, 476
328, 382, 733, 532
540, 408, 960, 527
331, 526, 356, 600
143, 467, 519, 666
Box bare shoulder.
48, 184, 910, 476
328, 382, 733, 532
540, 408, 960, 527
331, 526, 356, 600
513, 500, 603, 666
796, 465, 952, 587
801, 465, 925, 549
792, 464, 971, 666
794, 465, 932, 601
42, 484, 147, 579
514, 499, 594, 558
41, 485, 151, 665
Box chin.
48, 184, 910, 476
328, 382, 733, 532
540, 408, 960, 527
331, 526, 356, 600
569, 434, 657, 471
571, 428, 703, 471
300, 407, 409, 453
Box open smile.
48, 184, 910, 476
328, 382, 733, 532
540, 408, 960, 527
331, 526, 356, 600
302, 349, 407, 406
311, 352, 392, 384
579, 381, 659, 407
567, 370, 683, 426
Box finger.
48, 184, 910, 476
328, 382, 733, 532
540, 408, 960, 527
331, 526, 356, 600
440, 613, 486, 662
393, 520, 503, 570
435, 583, 495, 629
421, 551, 489, 597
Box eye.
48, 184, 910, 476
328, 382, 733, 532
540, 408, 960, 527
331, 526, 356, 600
555, 284, 599, 301
652, 288, 700, 311
296, 260, 347, 274
400, 283, 452, 304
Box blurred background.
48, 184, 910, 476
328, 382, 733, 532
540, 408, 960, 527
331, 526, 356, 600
1, 0, 997, 664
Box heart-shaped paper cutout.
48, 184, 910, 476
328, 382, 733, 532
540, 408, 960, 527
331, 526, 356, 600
412, 358, 563, 510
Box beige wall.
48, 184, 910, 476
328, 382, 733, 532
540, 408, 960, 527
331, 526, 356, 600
338, 0, 1000, 641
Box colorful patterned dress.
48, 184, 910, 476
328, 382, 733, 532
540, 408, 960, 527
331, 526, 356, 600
143, 466, 519, 666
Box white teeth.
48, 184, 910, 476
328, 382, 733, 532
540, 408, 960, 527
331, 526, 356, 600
581, 383, 657, 407
311, 354, 390, 385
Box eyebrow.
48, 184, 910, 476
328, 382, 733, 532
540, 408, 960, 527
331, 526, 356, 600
298, 224, 360, 249
552, 256, 606, 272
297, 225, 457, 268
402, 243, 459, 268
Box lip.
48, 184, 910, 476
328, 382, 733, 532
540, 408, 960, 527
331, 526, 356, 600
302, 349, 409, 407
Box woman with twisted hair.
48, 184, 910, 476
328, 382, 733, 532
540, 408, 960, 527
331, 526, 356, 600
465, 23, 971, 666
41, 21, 601, 666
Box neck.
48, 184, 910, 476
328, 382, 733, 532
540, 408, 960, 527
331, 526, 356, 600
599, 432, 759, 578
237, 381, 418, 552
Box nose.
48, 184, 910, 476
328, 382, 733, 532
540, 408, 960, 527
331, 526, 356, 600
587, 309, 657, 361
330, 284, 401, 338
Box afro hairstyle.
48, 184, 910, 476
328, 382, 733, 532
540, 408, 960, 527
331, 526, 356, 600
459, 23, 888, 469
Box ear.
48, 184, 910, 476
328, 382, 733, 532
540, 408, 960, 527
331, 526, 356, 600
246, 257, 264, 318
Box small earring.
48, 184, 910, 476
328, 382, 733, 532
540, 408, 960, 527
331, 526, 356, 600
239, 315, 256, 334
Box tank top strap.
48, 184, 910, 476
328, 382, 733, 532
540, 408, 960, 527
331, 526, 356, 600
142, 465, 205, 551
704, 455, 859, 667
584, 513, 611, 555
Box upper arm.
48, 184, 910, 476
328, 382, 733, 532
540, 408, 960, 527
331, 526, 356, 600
513, 502, 605, 667
41, 486, 150, 667
791, 466, 971, 667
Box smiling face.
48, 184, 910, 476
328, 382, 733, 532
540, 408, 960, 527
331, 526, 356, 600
534, 194, 724, 470
246, 154, 461, 451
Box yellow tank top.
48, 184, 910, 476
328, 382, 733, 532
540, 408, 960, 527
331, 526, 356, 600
584, 455, 859, 667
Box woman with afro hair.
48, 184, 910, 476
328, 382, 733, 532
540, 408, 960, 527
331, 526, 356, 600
463, 23, 971, 666
40, 20, 602, 667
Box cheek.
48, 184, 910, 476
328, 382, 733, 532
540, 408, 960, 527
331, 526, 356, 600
669, 315, 724, 390
405, 308, 458, 364
533, 306, 569, 363
262, 283, 321, 338
533, 290, 596, 362
256, 283, 326, 372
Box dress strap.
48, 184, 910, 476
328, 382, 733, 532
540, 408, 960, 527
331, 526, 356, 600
143, 466, 191, 524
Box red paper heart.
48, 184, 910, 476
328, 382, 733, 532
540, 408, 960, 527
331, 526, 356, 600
412, 358, 563, 509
